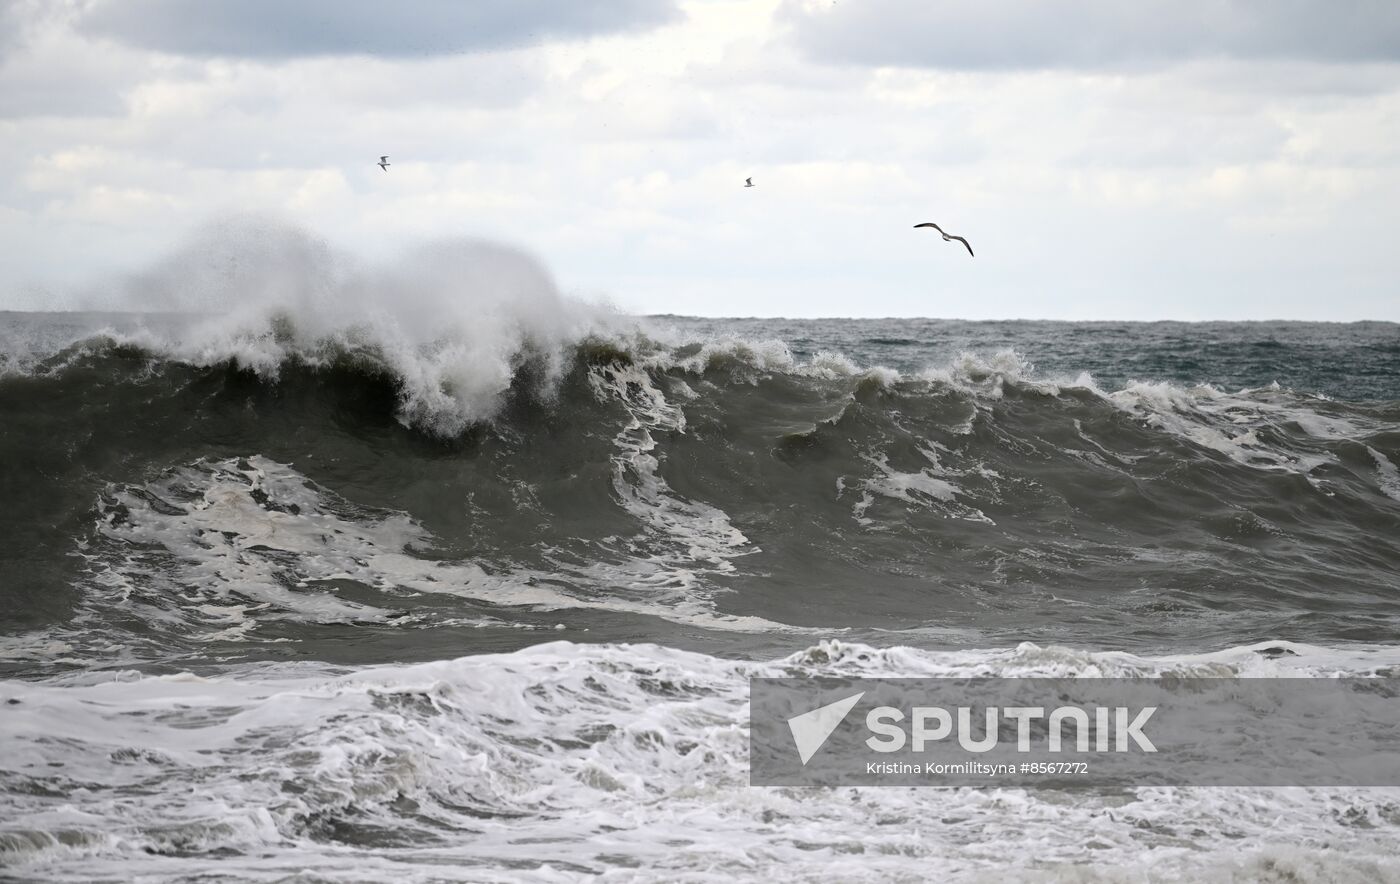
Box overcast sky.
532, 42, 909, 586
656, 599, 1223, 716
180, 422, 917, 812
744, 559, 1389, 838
2, 0, 1399, 319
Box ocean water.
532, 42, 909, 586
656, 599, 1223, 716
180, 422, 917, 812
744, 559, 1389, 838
2, 236, 1400, 881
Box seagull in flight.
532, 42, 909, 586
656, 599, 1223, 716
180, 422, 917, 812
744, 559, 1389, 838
914, 222, 973, 256
744, 177, 755, 188
378, 156, 390, 171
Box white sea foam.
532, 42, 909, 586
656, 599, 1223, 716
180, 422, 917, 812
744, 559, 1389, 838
5, 222, 904, 436
633, 327, 904, 386
73, 217, 627, 435
848, 447, 995, 527
913, 348, 1400, 500
1367, 445, 1400, 503
583, 363, 774, 628
2, 639, 1399, 882
917, 348, 1052, 399
72, 455, 790, 650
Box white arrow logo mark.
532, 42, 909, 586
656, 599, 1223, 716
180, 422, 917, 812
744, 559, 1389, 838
787, 691, 865, 765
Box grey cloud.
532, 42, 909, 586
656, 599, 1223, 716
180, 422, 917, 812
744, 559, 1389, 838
0, 0, 36, 64
78, 0, 680, 58
0, 3, 152, 119
0, 59, 128, 117
785, 0, 1400, 70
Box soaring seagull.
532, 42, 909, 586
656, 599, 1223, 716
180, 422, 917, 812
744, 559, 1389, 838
744, 177, 755, 188
378, 156, 390, 171
914, 222, 973, 256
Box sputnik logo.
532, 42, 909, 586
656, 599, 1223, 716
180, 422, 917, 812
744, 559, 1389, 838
787, 691, 865, 765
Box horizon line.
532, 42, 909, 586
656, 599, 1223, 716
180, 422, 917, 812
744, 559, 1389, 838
2, 308, 1397, 325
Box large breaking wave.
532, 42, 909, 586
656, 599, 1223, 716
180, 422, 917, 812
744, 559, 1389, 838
5, 223, 1400, 882
4, 298, 1400, 669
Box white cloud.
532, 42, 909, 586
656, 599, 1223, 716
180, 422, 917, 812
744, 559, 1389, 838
0, 0, 1397, 320
0, 6, 161, 118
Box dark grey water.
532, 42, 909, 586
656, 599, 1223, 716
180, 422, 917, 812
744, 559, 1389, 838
2, 309, 1399, 881
662, 316, 1400, 400
2, 313, 1399, 675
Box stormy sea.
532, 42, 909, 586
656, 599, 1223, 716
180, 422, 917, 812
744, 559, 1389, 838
2, 234, 1400, 882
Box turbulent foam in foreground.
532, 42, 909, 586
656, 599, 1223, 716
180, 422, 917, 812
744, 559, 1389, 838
4, 640, 1400, 882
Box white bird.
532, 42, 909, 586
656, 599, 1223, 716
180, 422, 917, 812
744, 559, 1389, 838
914, 222, 973, 256
744, 177, 755, 188
378, 156, 390, 171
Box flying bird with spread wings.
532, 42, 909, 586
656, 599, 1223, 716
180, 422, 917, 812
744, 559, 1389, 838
744, 177, 755, 188
378, 156, 390, 171
914, 222, 973, 256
